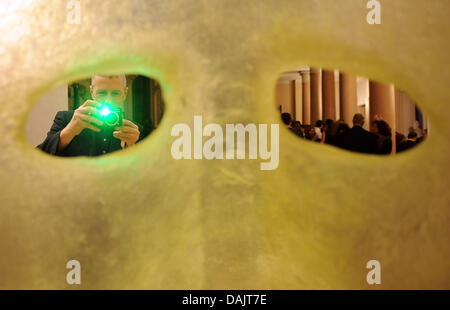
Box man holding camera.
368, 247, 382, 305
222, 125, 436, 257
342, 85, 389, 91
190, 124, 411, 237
37, 74, 141, 156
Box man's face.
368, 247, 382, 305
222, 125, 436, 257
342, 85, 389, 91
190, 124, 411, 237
90, 76, 128, 109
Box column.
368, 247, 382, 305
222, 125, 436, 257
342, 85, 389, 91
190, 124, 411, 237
339, 73, 358, 125
294, 78, 303, 122
322, 69, 336, 120
310, 68, 322, 124
334, 70, 340, 119
290, 80, 296, 120
369, 81, 396, 154
300, 70, 311, 124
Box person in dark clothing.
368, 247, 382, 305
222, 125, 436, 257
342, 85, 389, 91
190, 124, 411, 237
399, 132, 418, 152
341, 113, 378, 154
290, 120, 304, 138
372, 120, 392, 154
417, 129, 427, 144
333, 121, 350, 149
37, 75, 141, 157
303, 125, 316, 141
395, 132, 406, 153
281, 112, 292, 127
324, 119, 338, 146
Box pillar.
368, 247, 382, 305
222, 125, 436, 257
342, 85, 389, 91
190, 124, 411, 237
369, 81, 396, 154
334, 70, 340, 119
294, 78, 303, 122
339, 73, 358, 125
310, 68, 322, 124
300, 70, 311, 124
290, 80, 296, 121
322, 69, 337, 120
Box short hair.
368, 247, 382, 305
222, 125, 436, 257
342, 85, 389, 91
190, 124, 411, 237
281, 113, 292, 125
337, 123, 350, 134
353, 113, 365, 125
292, 120, 302, 128
374, 120, 392, 136
91, 74, 127, 88
408, 132, 418, 139
315, 120, 324, 127
325, 118, 334, 127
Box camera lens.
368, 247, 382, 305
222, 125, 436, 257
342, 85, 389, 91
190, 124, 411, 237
104, 111, 119, 126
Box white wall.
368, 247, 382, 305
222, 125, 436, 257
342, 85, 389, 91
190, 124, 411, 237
26, 85, 68, 147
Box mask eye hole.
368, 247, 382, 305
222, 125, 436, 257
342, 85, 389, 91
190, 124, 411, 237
26, 74, 166, 157
276, 66, 428, 155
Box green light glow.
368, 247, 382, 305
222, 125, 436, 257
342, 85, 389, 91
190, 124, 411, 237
100, 107, 111, 116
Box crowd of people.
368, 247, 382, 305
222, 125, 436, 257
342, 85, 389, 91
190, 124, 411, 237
281, 112, 427, 154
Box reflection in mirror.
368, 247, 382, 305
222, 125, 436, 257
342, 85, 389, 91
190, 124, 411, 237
276, 66, 428, 155
27, 74, 165, 156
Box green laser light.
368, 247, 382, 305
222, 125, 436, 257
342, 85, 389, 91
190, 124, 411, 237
97, 104, 123, 128
100, 107, 112, 116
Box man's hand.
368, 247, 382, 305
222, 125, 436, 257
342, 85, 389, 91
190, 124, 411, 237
58, 100, 103, 152
67, 100, 104, 135
113, 119, 140, 148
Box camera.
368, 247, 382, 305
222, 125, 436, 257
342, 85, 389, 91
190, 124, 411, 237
98, 104, 123, 129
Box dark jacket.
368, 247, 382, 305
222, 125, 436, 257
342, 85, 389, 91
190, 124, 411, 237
341, 125, 378, 154
37, 110, 141, 157
398, 139, 417, 153
376, 134, 392, 154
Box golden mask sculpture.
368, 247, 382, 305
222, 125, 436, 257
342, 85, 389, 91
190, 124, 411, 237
0, 0, 448, 289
